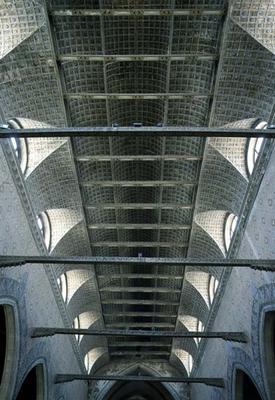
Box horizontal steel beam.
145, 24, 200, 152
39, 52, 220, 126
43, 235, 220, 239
1, 256, 274, 270
81, 180, 196, 187
54, 374, 225, 388
1, 126, 273, 138
59, 54, 217, 62
77, 155, 202, 162
51, 9, 224, 17
65, 93, 210, 100
31, 328, 248, 343
91, 241, 188, 248
100, 287, 180, 293
85, 203, 193, 210
88, 223, 191, 230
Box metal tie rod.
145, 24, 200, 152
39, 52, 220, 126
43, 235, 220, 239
31, 327, 247, 343
0, 126, 274, 138
54, 374, 225, 388
0, 256, 274, 270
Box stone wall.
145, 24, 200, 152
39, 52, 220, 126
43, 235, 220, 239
0, 144, 87, 399
191, 145, 275, 400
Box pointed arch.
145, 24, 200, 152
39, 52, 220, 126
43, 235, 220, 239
195, 210, 228, 255
46, 208, 82, 253
0, 301, 19, 400
8, 118, 66, 178
16, 363, 46, 400
61, 269, 94, 304
235, 369, 263, 400
185, 270, 211, 308
84, 348, 109, 374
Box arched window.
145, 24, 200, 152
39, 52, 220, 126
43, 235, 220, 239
224, 213, 238, 252
73, 316, 81, 343
263, 311, 275, 399
84, 353, 90, 373
8, 119, 28, 175
235, 369, 262, 400
209, 275, 219, 304
10, 137, 19, 158
196, 319, 204, 345
187, 354, 193, 375
57, 273, 68, 304
0, 303, 18, 400
16, 364, 44, 400
247, 120, 267, 175
36, 212, 51, 250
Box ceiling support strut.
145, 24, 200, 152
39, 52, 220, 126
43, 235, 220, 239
54, 374, 225, 387
0, 126, 274, 138
0, 256, 274, 271
31, 327, 247, 343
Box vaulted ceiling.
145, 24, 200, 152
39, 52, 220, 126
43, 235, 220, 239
1, 1, 275, 399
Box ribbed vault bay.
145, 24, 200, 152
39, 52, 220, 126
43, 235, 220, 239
73, 135, 203, 258
51, 1, 223, 127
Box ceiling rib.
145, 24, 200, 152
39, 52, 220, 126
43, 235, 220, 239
100, 287, 180, 293
59, 54, 217, 62
152, 3, 175, 330
41, 4, 109, 373
80, 180, 197, 187
76, 155, 202, 161
65, 93, 211, 100
97, 274, 183, 279
101, 300, 179, 306
50, 9, 224, 17
85, 203, 193, 210
109, 351, 170, 356
171, 1, 231, 367
208, 10, 231, 127
109, 342, 171, 347
103, 313, 178, 318
90, 241, 188, 248
88, 223, 191, 230
43, 3, 110, 364
106, 323, 175, 329
98, 0, 124, 340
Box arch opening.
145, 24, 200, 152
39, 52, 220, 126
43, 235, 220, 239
36, 212, 51, 250
0, 303, 18, 400
8, 119, 28, 175
103, 380, 175, 400
246, 120, 267, 176
0, 306, 6, 385
209, 275, 219, 305
16, 364, 45, 400
263, 311, 275, 399
224, 213, 238, 252
235, 369, 262, 400
57, 273, 68, 304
